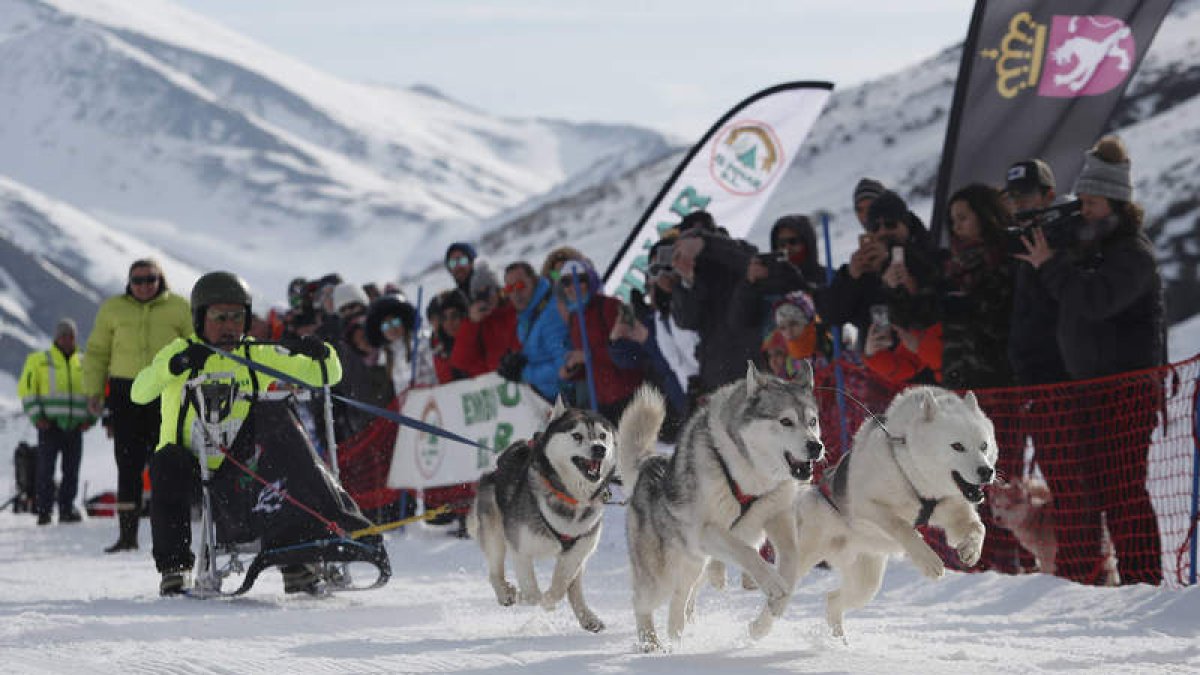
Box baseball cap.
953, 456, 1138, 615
1005, 160, 1056, 195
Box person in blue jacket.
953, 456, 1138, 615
496, 261, 569, 401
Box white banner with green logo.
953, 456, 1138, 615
602, 81, 833, 301
387, 373, 552, 489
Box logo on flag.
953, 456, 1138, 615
980, 13, 1134, 99
710, 121, 785, 195
415, 398, 444, 480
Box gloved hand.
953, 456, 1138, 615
168, 341, 212, 375
496, 351, 528, 382
280, 334, 330, 359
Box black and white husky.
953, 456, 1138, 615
466, 398, 617, 633
618, 363, 824, 651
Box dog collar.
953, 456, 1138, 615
539, 472, 580, 507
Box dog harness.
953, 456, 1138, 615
711, 447, 759, 527
879, 425, 941, 528
532, 461, 611, 552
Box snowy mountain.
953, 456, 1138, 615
0, 175, 202, 370
0, 0, 674, 310
462, 1, 1200, 360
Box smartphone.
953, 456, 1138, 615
756, 251, 785, 264
891, 246, 905, 265
655, 244, 674, 267
869, 304, 890, 329
617, 302, 636, 326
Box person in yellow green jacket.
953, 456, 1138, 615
131, 271, 342, 596
18, 319, 96, 525
82, 259, 192, 553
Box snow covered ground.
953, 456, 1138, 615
1, 418, 1198, 674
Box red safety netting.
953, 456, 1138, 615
335, 389, 476, 517
335, 395, 404, 511
812, 354, 1200, 588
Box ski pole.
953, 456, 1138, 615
320, 359, 339, 477
821, 211, 850, 452
570, 275, 600, 412
409, 286, 423, 388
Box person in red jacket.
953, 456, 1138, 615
449, 259, 520, 378
556, 259, 644, 423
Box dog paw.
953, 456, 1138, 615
741, 571, 759, 591
578, 612, 605, 633
759, 569, 789, 604
517, 588, 542, 606
637, 630, 664, 654
748, 610, 775, 640
493, 582, 517, 606
911, 548, 945, 580
540, 592, 561, 612
957, 537, 983, 567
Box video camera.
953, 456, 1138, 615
1006, 199, 1081, 254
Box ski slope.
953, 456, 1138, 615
0, 420, 1197, 674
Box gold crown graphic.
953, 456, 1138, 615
979, 12, 1047, 98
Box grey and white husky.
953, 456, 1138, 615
791, 386, 998, 637
466, 398, 617, 633
618, 363, 824, 651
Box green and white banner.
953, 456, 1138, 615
602, 81, 833, 301
387, 373, 552, 489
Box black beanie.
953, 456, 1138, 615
445, 242, 477, 263
866, 190, 908, 225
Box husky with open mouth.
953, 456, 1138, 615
466, 398, 617, 632
618, 362, 824, 651
792, 386, 998, 637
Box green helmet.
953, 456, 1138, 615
190, 271, 252, 335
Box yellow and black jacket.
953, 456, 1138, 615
131, 337, 341, 467
18, 344, 94, 430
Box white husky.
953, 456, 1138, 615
792, 386, 998, 637
618, 363, 824, 651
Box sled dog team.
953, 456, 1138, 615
467, 361, 999, 651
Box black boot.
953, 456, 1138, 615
104, 511, 139, 553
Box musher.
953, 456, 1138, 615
132, 271, 342, 596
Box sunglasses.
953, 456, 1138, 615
381, 317, 406, 332
206, 308, 246, 324
502, 280, 527, 295
866, 219, 903, 233
130, 275, 159, 285
558, 275, 587, 290
446, 256, 471, 270
777, 236, 803, 247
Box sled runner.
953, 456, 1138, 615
185, 373, 391, 598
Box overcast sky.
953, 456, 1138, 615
176, 1, 974, 138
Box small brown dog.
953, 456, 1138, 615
987, 477, 1118, 585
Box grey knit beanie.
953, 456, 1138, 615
853, 177, 886, 206
1073, 146, 1132, 203
469, 259, 500, 300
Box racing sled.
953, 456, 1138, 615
185, 373, 391, 597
